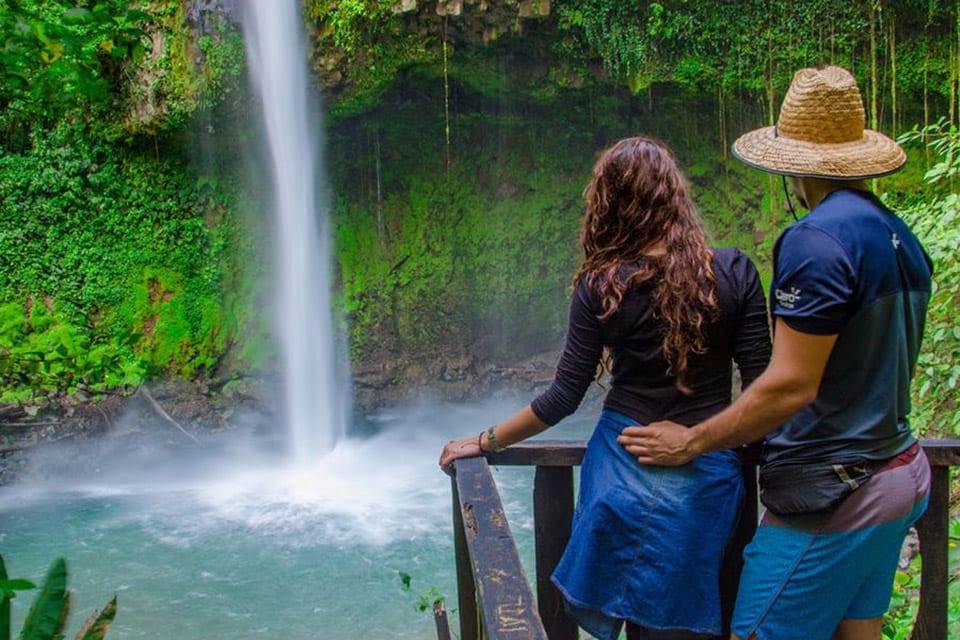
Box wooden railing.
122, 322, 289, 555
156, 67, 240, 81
449, 440, 960, 640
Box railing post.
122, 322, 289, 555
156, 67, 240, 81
720, 450, 760, 635
434, 601, 453, 640
453, 457, 549, 639
449, 441, 960, 640
533, 466, 578, 640
452, 475, 480, 640
912, 464, 950, 640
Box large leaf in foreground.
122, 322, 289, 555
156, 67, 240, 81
18, 558, 68, 640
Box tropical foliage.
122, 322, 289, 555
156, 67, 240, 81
0, 0, 957, 636
0, 554, 117, 640
896, 119, 960, 437
0, 0, 956, 434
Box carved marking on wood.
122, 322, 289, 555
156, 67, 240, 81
463, 502, 477, 540
496, 595, 533, 635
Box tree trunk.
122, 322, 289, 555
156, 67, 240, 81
890, 10, 898, 136
375, 128, 384, 245
870, 0, 879, 131
719, 83, 727, 160
442, 16, 452, 174
924, 41, 930, 131
767, 26, 776, 127
953, 0, 959, 124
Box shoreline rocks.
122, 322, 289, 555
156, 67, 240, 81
0, 350, 580, 483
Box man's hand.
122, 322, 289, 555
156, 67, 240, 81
617, 421, 699, 466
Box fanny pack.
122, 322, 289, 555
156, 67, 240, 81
759, 457, 888, 516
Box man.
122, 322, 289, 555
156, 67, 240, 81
617, 66, 933, 640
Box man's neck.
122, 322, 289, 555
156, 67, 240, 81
802, 178, 869, 210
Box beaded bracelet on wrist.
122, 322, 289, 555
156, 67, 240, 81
486, 425, 507, 453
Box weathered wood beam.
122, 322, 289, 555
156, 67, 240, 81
452, 475, 479, 640
453, 456, 549, 640
433, 601, 452, 640
919, 439, 960, 467
912, 464, 951, 640
488, 440, 960, 467
485, 440, 585, 466
469, 439, 960, 640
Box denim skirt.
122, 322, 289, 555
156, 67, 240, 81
551, 409, 743, 639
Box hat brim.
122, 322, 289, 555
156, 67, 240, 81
732, 126, 907, 180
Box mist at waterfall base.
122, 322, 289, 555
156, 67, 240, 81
0, 399, 593, 639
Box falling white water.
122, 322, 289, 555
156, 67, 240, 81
241, 0, 347, 462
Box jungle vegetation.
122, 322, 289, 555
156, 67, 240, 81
0, 2, 958, 637
0, 0, 956, 442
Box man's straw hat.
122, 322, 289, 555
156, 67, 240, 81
732, 66, 906, 180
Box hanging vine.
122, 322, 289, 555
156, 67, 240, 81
442, 15, 452, 175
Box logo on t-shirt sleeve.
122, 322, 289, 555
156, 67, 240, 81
775, 287, 802, 309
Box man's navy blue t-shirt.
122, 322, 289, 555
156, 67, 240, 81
764, 188, 933, 465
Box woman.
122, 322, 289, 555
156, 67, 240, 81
439, 137, 771, 639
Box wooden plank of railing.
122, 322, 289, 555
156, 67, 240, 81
433, 601, 452, 640
452, 456, 548, 640
486, 440, 585, 467
920, 439, 960, 466
912, 464, 951, 640
913, 440, 960, 640
487, 439, 960, 466
479, 439, 960, 640
533, 466, 578, 640
451, 475, 479, 640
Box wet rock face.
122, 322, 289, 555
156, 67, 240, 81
187, 0, 240, 35
0, 350, 562, 458
351, 349, 562, 411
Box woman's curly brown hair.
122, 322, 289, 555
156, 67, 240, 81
575, 136, 719, 390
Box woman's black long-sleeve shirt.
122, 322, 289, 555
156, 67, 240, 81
531, 247, 772, 427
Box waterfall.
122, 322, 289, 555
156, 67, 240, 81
240, 0, 348, 462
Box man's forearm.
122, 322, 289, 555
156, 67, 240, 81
686, 320, 838, 457
617, 371, 819, 467
619, 319, 836, 467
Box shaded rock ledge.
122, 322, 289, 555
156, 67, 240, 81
0, 350, 594, 483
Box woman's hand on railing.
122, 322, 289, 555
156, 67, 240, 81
439, 433, 485, 473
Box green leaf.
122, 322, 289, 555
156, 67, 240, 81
5, 72, 29, 90
398, 571, 411, 592
74, 595, 116, 640
18, 557, 68, 640
0, 580, 37, 598
123, 10, 151, 23
62, 9, 91, 25
1, 555, 9, 640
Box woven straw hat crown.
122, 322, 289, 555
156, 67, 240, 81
732, 66, 906, 179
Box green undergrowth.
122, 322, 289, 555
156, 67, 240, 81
0, 126, 265, 402
328, 75, 763, 366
